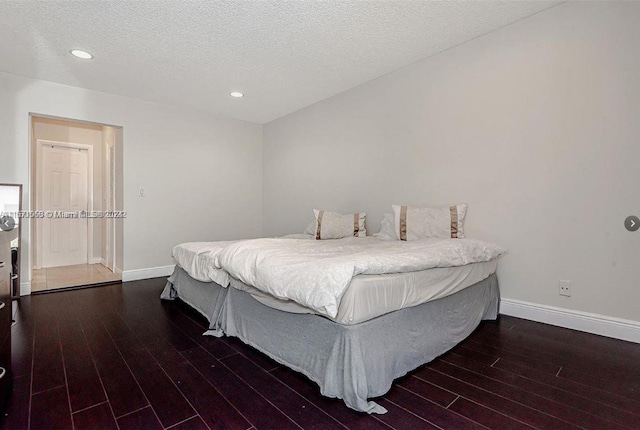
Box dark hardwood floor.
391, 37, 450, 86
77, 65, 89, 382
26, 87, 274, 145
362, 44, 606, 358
2, 278, 639, 430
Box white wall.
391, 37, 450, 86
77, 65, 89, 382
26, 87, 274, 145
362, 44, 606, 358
31, 117, 105, 263
0, 71, 263, 289
263, 2, 640, 323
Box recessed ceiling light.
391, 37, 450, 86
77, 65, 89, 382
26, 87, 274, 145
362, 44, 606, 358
70, 49, 93, 60
230, 91, 244, 98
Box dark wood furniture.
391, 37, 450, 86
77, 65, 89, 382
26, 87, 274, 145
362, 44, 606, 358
0, 183, 22, 300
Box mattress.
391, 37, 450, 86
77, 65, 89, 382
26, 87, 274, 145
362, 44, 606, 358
173, 236, 502, 324
229, 259, 497, 325
216, 236, 504, 318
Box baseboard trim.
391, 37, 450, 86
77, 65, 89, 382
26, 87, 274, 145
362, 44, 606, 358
20, 281, 31, 296
90, 258, 101, 265
122, 265, 175, 282
500, 298, 640, 344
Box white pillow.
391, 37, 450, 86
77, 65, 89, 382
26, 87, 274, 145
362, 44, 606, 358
392, 204, 467, 240
313, 209, 366, 239
304, 220, 316, 235
373, 212, 398, 241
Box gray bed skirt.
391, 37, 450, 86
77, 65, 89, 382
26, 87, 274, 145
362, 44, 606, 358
162, 266, 500, 414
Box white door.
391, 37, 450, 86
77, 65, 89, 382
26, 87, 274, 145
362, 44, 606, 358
41, 145, 89, 268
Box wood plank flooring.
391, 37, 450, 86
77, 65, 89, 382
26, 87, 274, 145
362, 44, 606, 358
2, 278, 639, 429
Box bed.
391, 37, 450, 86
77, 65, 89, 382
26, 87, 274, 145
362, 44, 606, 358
162, 235, 503, 414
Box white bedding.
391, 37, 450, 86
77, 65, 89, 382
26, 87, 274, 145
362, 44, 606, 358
231, 259, 498, 324
171, 234, 309, 282
216, 237, 505, 318
171, 241, 234, 285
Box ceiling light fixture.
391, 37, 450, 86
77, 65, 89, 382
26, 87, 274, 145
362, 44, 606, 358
70, 49, 93, 60
230, 91, 244, 98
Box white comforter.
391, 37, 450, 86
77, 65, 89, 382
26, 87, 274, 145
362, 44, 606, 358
171, 234, 311, 283
171, 241, 235, 285
215, 237, 505, 318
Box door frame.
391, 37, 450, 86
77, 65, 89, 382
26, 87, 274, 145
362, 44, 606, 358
104, 138, 115, 271
34, 139, 94, 269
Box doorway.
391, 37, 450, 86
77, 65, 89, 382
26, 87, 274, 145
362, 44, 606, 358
30, 115, 123, 292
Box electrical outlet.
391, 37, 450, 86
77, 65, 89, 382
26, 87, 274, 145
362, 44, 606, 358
138, 187, 145, 197
559, 280, 571, 297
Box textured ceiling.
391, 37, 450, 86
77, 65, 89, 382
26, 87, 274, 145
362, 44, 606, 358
0, 1, 560, 124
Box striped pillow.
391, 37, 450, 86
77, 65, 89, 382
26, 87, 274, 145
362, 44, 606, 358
313, 210, 367, 239
392, 204, 467, 240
